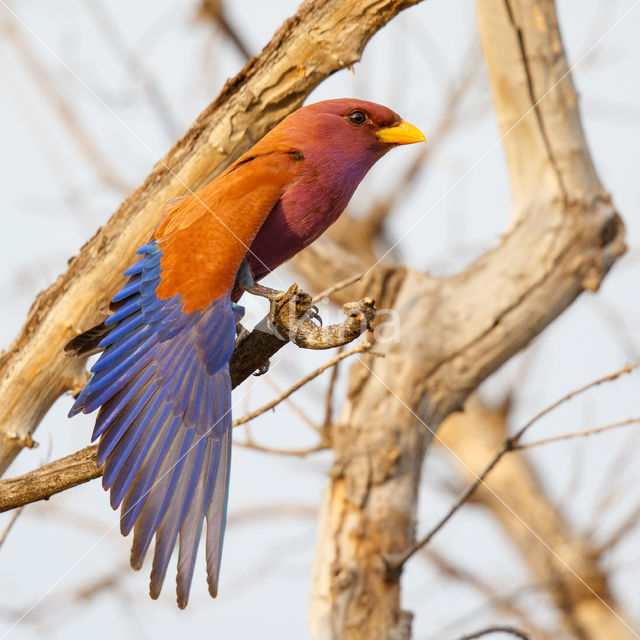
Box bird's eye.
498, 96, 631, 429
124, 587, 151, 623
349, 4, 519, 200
347, 110, 367, 126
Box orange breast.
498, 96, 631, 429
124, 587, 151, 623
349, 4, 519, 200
154, 152, 299, 313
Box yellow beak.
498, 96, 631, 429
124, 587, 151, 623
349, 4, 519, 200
375, 120, 426, 145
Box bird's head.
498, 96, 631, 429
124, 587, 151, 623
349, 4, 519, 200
253, 99, 425, 186
271, 98, 425, 161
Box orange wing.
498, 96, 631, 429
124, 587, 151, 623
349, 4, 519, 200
154, 152, 300, 313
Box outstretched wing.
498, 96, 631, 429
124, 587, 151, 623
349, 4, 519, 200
69, 241, 239, 606
68, 150, 301, 605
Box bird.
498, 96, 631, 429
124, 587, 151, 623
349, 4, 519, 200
65, 98, 425, 608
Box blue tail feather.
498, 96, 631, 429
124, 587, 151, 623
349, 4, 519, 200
97, 383, 157, 466
130, 428, 194, 569
89, 366, 155, 438
86, 333, 155, 393
84, 356, 154, 416
205, 427, 232, 597
108, 402, 171, 508
123, 259, 145, 277
99, 312, 146, 348
171, 357, 200, 417
102, 394, 155, 491
118, 411, 179, 530
149, 438, 208, 598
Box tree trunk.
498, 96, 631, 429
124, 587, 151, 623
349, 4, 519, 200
307, 1, 625, 637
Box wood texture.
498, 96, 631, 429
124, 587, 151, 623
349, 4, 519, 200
304, 1, 627, 638
0, 0, 422, 475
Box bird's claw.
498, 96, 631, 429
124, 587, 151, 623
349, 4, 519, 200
305, 305, 323, 327
253, 360, 270, 376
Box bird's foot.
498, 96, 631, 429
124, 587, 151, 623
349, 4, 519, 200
246, 282, 324, 335
245, 282, 287, 302
245, 283, 302, 326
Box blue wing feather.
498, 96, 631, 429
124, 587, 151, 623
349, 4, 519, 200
70, 240, 238, 607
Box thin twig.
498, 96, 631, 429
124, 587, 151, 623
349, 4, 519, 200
233, 340, 376, 427
598, 500, 640, 555
323, 345, 343, 429
385, 438, 510, 573
197, 0, 253, 61
234, 441, 328, 457
0, 507, 23, 548
386, 363, 640, 572
592, 420, 640, 521
423, 549, 547, 637
263, 376, 322, 435
86, 0, 181, 139
312, 273, 364, 303
516, 417, 640, 450
511, 363, 640, 444
453, 627, 530, 640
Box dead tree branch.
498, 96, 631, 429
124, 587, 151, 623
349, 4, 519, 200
234, 340, 377, 428
197, 0, 253, 62
0, 291, 374, 512
86, 0, 181, 138
515, 417, 640, 450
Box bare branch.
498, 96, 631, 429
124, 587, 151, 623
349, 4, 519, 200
386, 363, 639, 571
86, 0, 181, 138
453, 627, 530, 640
323, 345, 343, 429
510, 363, 640, 444
0, 446, 101, 514
234, 340, 376, 428
516, 417, 640, 451
263, 376, 323, 435
432, 396, 637, 640
0, 508, 23, 548
230, 291, 375, 385
312, 273, 365, 304
265, 285, 376, 350
422, 549, 553, 639
197, 0, 253, 61
598, 501, 640, 556
234, 441, 328, 457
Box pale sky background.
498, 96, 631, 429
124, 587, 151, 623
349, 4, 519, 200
0, 1, 639, 639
